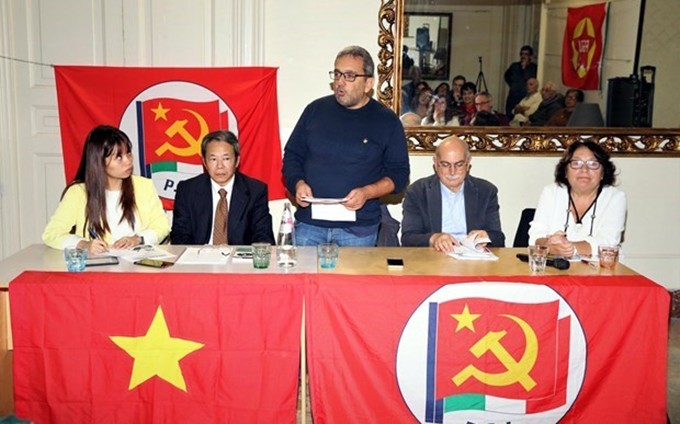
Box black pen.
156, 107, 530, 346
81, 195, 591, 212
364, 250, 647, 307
87, 226, 98, 240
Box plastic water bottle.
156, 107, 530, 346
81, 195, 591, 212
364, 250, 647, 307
277, 202, 297, 268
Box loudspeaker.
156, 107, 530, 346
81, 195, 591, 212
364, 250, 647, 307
606, 71, 654, 127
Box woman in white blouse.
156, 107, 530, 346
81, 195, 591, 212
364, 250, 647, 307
528, 140, 626, 258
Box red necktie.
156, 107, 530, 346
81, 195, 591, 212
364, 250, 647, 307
212, 189, 228, 245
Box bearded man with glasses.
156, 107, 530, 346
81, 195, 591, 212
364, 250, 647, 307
401, 136, 505, 251
282, 46, 410, 247
528, 140, 627, 258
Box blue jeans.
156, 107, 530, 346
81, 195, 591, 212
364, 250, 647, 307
294, 222, 378, 247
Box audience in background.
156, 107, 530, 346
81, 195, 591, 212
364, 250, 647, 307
509, 78, 542, 126
546, 88, 585, 126
421, 95, 460, 126
447, 75, 466, 109
471, 92, 509, 126
410, 86, 433, 119
504, 45, 538, 116
459, 82, 478, 126
434, 82, 450, 99
528, 81, 565, 126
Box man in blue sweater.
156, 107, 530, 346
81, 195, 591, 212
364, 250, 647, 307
282, 46, 410, 246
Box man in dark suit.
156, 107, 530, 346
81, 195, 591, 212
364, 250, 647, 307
171, 130, 275, 245
401, 136, 505, 251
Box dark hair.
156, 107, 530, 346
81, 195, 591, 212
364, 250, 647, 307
452, 75, 466, 83
566, 88, 585, 103
69, 125, 136, 238
201, 129, 240, 160
435, 82, 450, 94
555, 140, 617, 187
461, 82, 477, 94
336, 45, 375, 76
520, 45, 534, 56
473, 111, 500, 126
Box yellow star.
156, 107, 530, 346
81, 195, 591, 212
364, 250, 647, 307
110, 305, 204, 392
450, 304, 481, 332
150, 102, 170, 121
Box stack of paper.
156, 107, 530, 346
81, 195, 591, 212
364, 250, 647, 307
447, 234, 498, 261
175, 247, 231, 265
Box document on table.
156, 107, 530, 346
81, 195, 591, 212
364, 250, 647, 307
175, 246, 232, 265
97, 245, 175, 263
447, 234, 498, 261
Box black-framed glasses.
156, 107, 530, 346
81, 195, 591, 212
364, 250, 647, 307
437, 160, 468, 170
569, 160, 601, 170
329, 70, 370, 82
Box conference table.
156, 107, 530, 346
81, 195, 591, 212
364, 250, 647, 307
0, 244, 669, 423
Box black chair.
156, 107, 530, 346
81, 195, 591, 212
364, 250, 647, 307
376, 205, 400, 247
512, 208, 536, 248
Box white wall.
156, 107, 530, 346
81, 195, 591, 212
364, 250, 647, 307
1, 0, 678, 289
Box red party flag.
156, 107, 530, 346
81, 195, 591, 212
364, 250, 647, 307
562, 3, 607, 89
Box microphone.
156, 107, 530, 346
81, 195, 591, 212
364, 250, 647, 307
516, 253, 570, 270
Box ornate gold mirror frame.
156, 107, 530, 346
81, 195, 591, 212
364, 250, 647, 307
377, 0, 680, 155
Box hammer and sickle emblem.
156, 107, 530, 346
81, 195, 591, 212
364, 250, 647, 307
155, 109, 209, 158
452, 314, 538, 391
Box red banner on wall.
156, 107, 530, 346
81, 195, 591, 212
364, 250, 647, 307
10, 271, 303, 423
562, 3, 607, 89
306, 274, 668, 423
54, 66, 286, 208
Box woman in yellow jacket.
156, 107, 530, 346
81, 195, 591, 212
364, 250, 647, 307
43, 125, 170, 255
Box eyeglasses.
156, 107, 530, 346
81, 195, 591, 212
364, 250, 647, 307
475, 100, 490, 106
437, 160, 468, 170
569, 160, 601, 170
329, 70, 370, 82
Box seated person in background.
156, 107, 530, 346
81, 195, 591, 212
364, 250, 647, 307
434, 82, 450, 99
401, 66, 423, 113
42, 125, 170, 254
528, 81, 565, 126
401, 135, 505, 251
528, 140, 626, 258
509, 78, 542, 126
410, 86, 433, 119
400, 111, 422, 127
447, 75, 466, 109
458, 82, 478, 125
471, 92, 509, 126
472, 110, 501, 126
546, 88, 584, 126
171, 130, 275, 245
421, 95, 460, 126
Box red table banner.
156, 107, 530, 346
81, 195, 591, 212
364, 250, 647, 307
54, 66, 285, 208
306, 274, 669, 423
10, 271, 304, 423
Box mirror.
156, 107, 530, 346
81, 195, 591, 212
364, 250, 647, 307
376, 0, 680, 154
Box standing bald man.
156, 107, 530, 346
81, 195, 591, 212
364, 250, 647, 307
401, 136, 505, 251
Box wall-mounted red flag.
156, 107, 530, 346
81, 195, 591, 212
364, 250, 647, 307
562, 3, 607, 89
55, 66, 286, 208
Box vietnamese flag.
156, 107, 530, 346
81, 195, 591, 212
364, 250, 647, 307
54, 66, 286, 205
562, 3, 607, 89
10, 271, 303, 423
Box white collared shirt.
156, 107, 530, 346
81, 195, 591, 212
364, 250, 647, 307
208, 177, 235, 244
